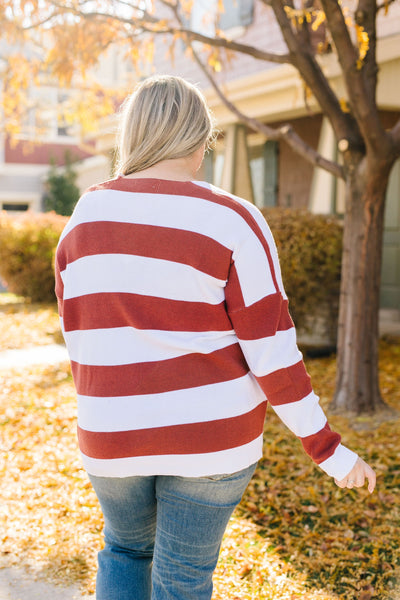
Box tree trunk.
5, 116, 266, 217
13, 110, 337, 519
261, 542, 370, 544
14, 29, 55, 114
331, 152, 393, 414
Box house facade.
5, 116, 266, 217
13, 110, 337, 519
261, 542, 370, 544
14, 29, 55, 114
91, 1, 400, 314
0, 135, 109, 213
0, 42, 125, 214
159, 1, 400, 315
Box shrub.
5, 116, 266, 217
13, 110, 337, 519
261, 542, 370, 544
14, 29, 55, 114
43, 152, 80, 216
0, 211, 68, 302
261, 208, 343, 348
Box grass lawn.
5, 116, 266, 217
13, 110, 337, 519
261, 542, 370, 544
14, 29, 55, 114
0, 296, 399, 599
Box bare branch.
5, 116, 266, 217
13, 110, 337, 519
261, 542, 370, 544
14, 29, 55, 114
190, 44, 344, 180
48, 0, 160, 25
156, 0, 182, 12
355, 0, 379, 102
179, 29, 290, 63
319, 0, 358, 66
269, 0, 362, 151
376, 0, 397, 12
22, 12, 60, 30
114, 0, 153, 10
319, 0, 389, 155
50, 0, 290, 65
159, 0, 290, 61
166, 0, 342, 177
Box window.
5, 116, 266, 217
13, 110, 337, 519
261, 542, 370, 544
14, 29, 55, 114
249, 141, 278, 208
2, 203, 29, 211
190, 0, 254, 37
21, 87, 74, 142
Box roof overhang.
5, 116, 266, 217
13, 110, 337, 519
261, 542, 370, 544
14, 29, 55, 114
91, 32, 400, 153
204, 31, 400, 126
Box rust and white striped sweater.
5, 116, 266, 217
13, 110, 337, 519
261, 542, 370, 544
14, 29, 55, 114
55, 177, 357, 480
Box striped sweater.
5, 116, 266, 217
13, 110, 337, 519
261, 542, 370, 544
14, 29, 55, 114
55, 177, 357, 480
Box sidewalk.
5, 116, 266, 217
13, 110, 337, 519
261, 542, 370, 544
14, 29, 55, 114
379, 309, 400, 337
0, 345, 90, 598
0, 343, 69, 370
0, 567, 92, 600
0, 312, 399, 372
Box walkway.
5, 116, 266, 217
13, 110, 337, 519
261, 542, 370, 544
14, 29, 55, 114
0, 344, 90, 598
0, 567, 92, 600
1, 313, 399, 371
0, 343, 69, 370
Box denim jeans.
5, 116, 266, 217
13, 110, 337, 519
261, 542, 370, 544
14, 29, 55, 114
88, 463, 256, 600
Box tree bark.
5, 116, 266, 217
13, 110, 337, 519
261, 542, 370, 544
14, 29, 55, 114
331, 151, 394, 414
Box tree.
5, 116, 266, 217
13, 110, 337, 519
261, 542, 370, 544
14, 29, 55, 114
43, 151, 81, 216
1, 0, 400, 414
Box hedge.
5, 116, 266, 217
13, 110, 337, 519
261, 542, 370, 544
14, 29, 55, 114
0, 211, 68, 303
262, 208, 343, 346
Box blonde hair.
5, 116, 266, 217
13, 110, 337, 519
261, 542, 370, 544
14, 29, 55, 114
117, 75, 216, 175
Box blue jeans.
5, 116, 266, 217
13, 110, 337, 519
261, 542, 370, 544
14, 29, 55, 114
88, 463, 256, 600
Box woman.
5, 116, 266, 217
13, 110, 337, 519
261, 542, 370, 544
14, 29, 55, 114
55, 75, 376, 600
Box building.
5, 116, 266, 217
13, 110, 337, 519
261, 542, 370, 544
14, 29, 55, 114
0, 135, 109, 213
0, 42, 125, 214
157, 1, 400, 317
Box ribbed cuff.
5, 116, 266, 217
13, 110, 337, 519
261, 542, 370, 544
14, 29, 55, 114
318, 444, 358, 481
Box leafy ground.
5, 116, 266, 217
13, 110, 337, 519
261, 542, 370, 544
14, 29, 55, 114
0, 294, 63, 349
0, 296, 399, 599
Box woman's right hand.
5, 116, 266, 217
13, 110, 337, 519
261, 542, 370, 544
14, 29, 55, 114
334, 457, 376, 493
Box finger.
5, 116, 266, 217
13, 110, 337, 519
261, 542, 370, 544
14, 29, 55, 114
352, 469, 374, 490
352, 475, 366, 488
367, 470, 376, 494
334, 478, 347, 488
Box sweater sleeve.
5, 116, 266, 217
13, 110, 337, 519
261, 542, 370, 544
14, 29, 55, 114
225, 205, 358, 482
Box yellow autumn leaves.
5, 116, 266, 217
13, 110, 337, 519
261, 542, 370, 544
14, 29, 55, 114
283, 4, 369, 69
1, 297, 400, 599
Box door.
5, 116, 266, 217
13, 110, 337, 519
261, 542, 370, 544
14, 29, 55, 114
381, 159, 400, 310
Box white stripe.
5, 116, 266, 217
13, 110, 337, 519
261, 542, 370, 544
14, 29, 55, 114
80, 434, 263, 477
59, 188, 251, 250
244, 201, 288, 299
228, 188, 288, 299
196, 182, 287, 299
233, 236, 277, 305
61, 254, 226, 303
318, 444, 358, 480
270, 391, 327, 438
77, 374, 265, 431
59, 186, 284, 306
64, 327, 237, 366
238, 328, 302, 377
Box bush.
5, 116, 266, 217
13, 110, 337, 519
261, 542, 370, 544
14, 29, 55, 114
43, 152, 80, 216
0, 211, 68, 302
261, 208, 343, 348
